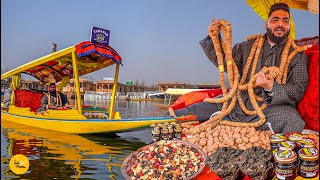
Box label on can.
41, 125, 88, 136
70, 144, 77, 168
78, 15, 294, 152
288, 133, 303, 142
276, 150, 295, 159
278, 141, 297, 151
297, 138, 316, 149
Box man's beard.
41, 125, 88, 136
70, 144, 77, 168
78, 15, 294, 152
267, 27, 290, 44
50, 90, 57, 96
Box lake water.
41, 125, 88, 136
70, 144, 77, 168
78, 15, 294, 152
1, 100, 168, 179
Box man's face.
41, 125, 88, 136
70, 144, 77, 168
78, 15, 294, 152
49, 85, 56, 92
265, 9, 290, 44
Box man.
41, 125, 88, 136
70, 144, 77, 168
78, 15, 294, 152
169, 3, 308, 133
3, 87, 12, 108
37, 83, 69, 112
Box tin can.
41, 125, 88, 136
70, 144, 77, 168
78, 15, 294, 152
150, 124, 161, 142
173, 123, 182, 139
167, 124, 174, 140
297, 138, 316, 150
160, 124, 170, 140
287, 133, 303, 143
298, 147, 319, 178
270, 134, 287, 153
278, 141, 298, 152
170, 122, 176, 127
274, 150, 298, 180
150, 123, 156, 130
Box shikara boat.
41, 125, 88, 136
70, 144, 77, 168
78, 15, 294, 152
1, 41, 175, 134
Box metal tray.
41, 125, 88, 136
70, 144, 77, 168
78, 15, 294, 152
121, 140, 207, 180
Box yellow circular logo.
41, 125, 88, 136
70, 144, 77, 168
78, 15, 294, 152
9, 154, 30, 174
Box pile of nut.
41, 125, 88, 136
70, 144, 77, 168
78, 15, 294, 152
182, 124, 272, 156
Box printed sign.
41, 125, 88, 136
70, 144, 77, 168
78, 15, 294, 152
90, 26, 110, 46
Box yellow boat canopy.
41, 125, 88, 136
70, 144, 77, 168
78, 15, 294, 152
1, 41, 122, 85
246, 0, 319, 39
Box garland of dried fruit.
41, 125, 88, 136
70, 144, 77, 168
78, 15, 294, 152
46, 92, 62, 109
183, 19, 309, 134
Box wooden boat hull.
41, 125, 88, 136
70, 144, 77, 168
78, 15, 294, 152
1, 109, 175, 134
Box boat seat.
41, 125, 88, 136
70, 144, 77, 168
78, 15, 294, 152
14, 90, 45, 112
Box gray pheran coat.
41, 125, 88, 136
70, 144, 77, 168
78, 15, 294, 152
199, 34, 308, 133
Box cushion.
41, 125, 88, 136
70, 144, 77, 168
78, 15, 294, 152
297, 44, 319, 131
14, 90, 45, 112
171, 89, 223, 110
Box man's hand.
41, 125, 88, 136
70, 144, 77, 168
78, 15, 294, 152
46, 104, 55, 109
64, 104, 74, 109
255, 67, 278, 90
208, 18, 220, 39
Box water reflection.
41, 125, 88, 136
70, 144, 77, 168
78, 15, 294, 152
1, 100, 165, 179
1, 121, 148, 179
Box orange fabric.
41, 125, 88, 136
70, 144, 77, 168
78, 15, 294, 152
171, 89, 223, 110
193, 166, 223, 180
194, 165, 254, 180
175, 115, 197, 121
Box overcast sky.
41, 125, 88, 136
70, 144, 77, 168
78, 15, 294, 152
1, 0, 319, 85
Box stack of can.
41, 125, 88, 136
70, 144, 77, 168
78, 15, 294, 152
270, 132, 319, 179
150, 122, 182, 142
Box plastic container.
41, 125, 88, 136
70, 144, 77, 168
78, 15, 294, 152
150, 123, 161, 142
287, 133, 303, 143
270, 134, 287, 152
298, 147, 319, 178
297, 138, 316, 149
274, 150, 298, 180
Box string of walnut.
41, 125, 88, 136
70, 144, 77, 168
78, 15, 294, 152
183, 19, 309, 134
46, 92, 62, 109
